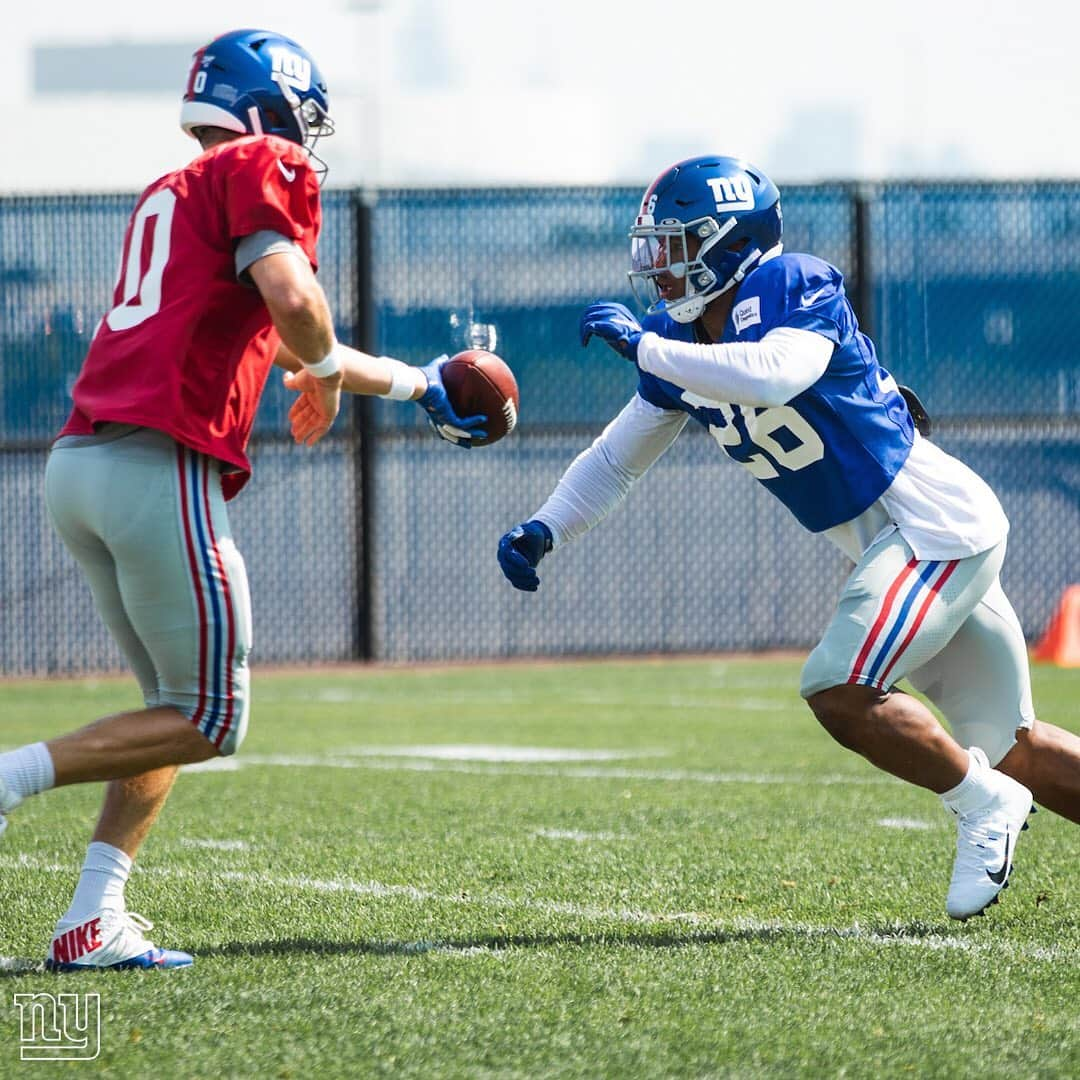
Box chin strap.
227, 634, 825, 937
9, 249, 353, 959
689, 245, 764, 318
722, 245, 763, 292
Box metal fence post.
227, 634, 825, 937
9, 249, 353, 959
852, 183, 875, 341
352, 191, 377, 661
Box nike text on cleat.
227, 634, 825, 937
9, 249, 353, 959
946, 763, 1033, 921
46, 911, 193, 971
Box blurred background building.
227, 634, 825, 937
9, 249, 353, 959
4, 0, 1080, 192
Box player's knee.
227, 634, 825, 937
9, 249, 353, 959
195, 696, 250, 757
806, 688, 858, 748
996, 719, 1057, 775
184, 726, 224, 762
1017, 719, 1057, 755
179, 713, 248, 759
806, 684, 882, 751
214, 708, 249, 757
163, 691, 250, 758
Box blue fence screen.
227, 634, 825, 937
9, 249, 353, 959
1, 182, 1078, 674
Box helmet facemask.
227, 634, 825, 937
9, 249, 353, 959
267, 73, 335, 183
630, 215, 757, 324
627, 156, 784, 324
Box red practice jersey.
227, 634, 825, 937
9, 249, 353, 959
60, 134, 322, 499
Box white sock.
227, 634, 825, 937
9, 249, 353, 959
0, 742, 55, 805
61, 842, 133, 924
941, 747, 995, 814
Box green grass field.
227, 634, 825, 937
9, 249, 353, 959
1, 656, 1078, 1078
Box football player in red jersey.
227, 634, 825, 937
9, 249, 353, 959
0, 29, 484, 971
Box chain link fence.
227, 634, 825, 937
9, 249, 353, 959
1, 183, 1078, 674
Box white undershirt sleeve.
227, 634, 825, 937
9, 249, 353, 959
534, 394, 689, 548
636, 326, 834, 407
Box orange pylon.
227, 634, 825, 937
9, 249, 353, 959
1034, 585, 1080, 667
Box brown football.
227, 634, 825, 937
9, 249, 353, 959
441, 350, 520, 446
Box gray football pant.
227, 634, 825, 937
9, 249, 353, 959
45, 427, 251, 755
801, 530, 1033, 765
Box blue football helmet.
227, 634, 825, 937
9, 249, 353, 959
180, 29, 334, 179
629, 156, 782, 323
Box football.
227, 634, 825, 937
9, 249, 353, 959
441, 349, 519, 446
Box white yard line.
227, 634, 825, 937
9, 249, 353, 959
536, 695, 801, 712
338, 745, 666, 763
181, 838, 251, 851
876, 818, 938, 830
0, 956, 38, 972
0, 854, 1070, 964
532, 828, 629, 842
272, 688, 801, 710
183, 753, 895, 785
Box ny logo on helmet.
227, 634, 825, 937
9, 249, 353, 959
706, 176, 755, 213
269, 47, 312, 92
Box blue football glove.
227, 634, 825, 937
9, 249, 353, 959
417, 354, 488, 447
497, 520, 553, 592
579, 302, 643, 363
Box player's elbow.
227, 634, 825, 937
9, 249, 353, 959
249, 252, 327, 329
595, 439, 639, 487
755, 384, 797, 408
264, 280, 323, 324
264, 282, 335, 356
755, 358, 818, 406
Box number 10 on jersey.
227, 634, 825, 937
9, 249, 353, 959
105, 189, 177, 333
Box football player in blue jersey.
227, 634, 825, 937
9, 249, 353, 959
498, 155, 1080, 921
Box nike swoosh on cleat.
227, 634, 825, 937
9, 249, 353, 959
986, 827, 1011, 885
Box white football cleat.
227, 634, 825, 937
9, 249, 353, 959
46, 910, 194, 971
945, 750, 1034, 920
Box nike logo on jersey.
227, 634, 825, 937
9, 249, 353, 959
986, 828, 1011, 885
277, 161, 297, 183
50, 917, 103, 964
800, 285, 832, 308
877, 369, 900, 396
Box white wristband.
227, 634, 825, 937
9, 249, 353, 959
380, 358, 418, 401
302, 344, 343, 379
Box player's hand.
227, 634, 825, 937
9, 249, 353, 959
417, 354, 487, 447
580, 302, 643, 362
497, 520, 553, 592
283, 368, 343, 447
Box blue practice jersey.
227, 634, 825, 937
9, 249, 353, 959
636, 252, 914, 533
